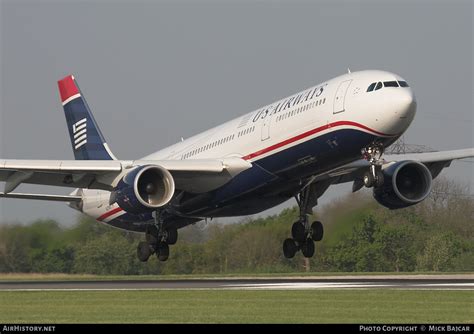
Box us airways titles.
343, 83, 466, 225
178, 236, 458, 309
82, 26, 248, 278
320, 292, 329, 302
252, 84, 327, 123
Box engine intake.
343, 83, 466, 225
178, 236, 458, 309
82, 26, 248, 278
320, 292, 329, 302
111, 165, 175, 214
373, 160, 432, 209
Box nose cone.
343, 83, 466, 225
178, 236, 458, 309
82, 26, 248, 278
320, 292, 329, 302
387, 89, 417, 134
395, 89, 417, 119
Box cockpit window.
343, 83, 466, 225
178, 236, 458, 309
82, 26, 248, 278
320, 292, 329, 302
398, 81, 409, 87
383, 81, 399, 87
368, 80, 408, 92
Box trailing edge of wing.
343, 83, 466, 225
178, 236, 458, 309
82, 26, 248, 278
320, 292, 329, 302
0, 157, 251, 174
0, 157, 252, 193
0, 192, 82, 202
0, 160, 122, 172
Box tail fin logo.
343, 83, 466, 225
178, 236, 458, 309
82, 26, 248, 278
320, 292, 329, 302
72, 118, 87, 150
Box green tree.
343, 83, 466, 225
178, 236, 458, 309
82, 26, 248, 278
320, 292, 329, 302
416, 233, 462, 271
328, 216, 384, 271
0, 225, 31, 272
30, 246, 75, 273
73, 232, 137, 275
375, 224, 417, 272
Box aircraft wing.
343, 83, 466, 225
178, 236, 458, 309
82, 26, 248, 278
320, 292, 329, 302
0, 192, 83, 202
311, 148, 474, 191
383, 148, 474, 164
0, 157, 252, 194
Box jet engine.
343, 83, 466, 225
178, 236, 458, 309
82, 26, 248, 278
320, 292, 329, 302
373, 160, 432, 209
111, 165, 175, 214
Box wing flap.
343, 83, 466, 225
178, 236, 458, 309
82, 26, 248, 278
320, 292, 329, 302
0, 157, 250, 174
0, 158, 252, 193
0, 159, 122, 172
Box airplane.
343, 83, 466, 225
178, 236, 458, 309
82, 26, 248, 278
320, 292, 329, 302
0, 70, 472, 262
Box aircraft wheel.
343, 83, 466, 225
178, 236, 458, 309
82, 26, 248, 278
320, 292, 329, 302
165, 227, 178, 245
363, 171, 375, 188
157, 243, 170, 262
283, 238, 298, 259
374, 170, 384, 188
291, 222, 306, 243
301, 238, 315, 258
311, 221, 324, 242
137, 241, 152, 262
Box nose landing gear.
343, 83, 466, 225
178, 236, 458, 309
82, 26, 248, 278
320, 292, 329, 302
362, 142, 385, 188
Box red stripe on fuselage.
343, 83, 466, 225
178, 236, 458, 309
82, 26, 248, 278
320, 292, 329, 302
242, 121, 395, 161
58, 75, 80, 103
98, 207, 123, 221
94, 122, 392, 220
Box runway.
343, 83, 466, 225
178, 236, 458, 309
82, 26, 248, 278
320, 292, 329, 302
1, 275, 473, 291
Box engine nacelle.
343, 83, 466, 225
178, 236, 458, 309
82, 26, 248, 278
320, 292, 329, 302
373, 160, 432, 209
111, 165, 175, 214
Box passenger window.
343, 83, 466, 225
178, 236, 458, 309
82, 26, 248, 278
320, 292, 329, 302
367, 82, 376, 92
398, 81, 409, 87
375, 82, 382, 91
383, 81, 399, 87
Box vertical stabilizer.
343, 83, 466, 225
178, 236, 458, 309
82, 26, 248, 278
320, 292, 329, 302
58, 75, 117, 160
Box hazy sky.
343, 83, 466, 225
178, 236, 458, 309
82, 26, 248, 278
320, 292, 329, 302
0, 0, 472, 225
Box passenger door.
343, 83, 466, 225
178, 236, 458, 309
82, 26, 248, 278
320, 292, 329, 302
261, 110, 273, 141
333, 80, 352, 114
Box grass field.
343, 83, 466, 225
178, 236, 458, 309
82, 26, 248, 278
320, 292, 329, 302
0, 290, 472, 323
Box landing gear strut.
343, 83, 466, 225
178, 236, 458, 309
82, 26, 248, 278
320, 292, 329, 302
283, 185, 324, 259
362, 142, 385, 188
136, 210, 178, 262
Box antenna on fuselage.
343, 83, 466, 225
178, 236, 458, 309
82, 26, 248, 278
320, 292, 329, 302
347, 68, 351, 74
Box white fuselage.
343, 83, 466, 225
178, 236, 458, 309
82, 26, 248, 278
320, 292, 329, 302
144, 70, 415, 162
81, 70, 416, 228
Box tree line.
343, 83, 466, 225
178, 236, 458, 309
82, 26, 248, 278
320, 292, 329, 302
0, 177, 472, 274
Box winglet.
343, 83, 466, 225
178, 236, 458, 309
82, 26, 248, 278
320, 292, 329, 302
58, 75, 81, 105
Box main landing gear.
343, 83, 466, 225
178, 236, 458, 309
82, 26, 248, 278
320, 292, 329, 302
137, 210, 178, 262
283, 186, 324, 259
362, 142, 385, 188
